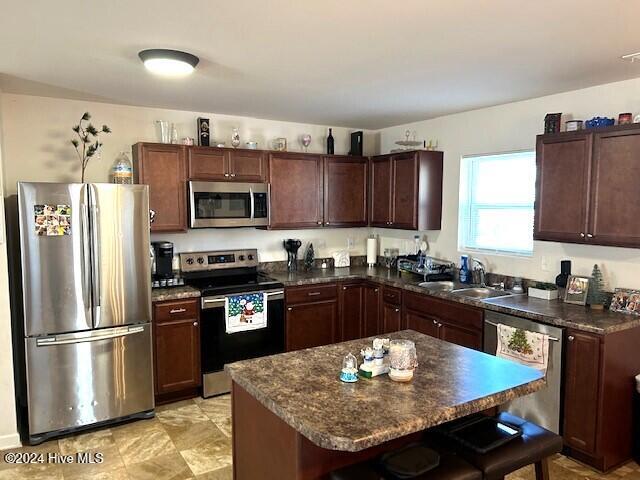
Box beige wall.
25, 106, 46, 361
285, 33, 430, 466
0, 88, 20, 448
378, 77, 640, 290
0, 94, 378, 260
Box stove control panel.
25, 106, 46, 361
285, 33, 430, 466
180, 249, 259, 273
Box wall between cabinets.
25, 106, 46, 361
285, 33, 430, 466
377, 76, 640, 290
0, 93, 378, 260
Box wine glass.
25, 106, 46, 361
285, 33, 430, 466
301, 134, 312, 152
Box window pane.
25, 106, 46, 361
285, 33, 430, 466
471, 208, 534, 253
473, 152, 536, 205
459, 151, 536, 255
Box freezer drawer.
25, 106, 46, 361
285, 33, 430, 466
25, 324, 154, 436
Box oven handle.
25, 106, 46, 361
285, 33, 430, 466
201, 290, 284, 309
485, 320, 560, 342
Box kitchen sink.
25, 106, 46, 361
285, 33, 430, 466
417, 281, 455, 291
450, 287, 513, 299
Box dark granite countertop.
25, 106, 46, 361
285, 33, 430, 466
270, 267, 640, 334
151, 285, 201, 302
225, 330, 545, 452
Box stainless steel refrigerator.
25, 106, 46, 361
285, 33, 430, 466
17, 182, 154, 444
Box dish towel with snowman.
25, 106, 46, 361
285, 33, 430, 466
225, 293, 268, 334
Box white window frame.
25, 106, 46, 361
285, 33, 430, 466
458, 150, 535, 257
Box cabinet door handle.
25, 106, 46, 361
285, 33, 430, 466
326, 222, 330, 225
308, 291, 321, 296
432, 319, 438, 325
580, 233, 585, 238
317, 221, 322, 225
438, 323, 442, 328
394, 308, 400, 313
568, 335, 575, 341
374, 289, 379, 292
287, 307, 293, 311
224, 173, 230, 177
149, 209, 157, 224
170, 308, 186, 314
193, 322, 198, 326
230, 173, 236, 177
587, 233, 593, 238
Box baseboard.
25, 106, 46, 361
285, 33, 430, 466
0, 432, 22, 450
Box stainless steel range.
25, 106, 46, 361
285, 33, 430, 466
180, 249, 285, 397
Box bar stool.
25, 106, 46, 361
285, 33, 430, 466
456, 412, 563, 480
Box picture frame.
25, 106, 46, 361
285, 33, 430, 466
564, 275, 590, 305
609, 288, 640, 316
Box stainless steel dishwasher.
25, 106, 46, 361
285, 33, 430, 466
483, 311, 564, 433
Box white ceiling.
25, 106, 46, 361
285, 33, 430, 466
1, 0, 640, 129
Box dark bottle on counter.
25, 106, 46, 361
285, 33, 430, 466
555, 260, 571, 288
327, 128, 334, 155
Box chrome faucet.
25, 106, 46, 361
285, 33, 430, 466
471, 258, 486, 287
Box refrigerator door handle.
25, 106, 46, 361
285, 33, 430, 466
80, 201, 91, 310
89, 187, 102, 325
36, 325, 145, 346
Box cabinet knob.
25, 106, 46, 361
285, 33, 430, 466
374, 289, 379, 292
587, 233, 593, 238
317, 221, 322, 225
395, 308, 400, 313
343, 286, 347, 290
568, 335, 575, 341
193, 322, 198, 326
326, 222, 330, 225
287, 307, 293, 311
149, 209, 157, 224
224, 173, 230, 177
230, 173, 236, 177
438, 323, 442, 328
580, 233, 585, 238
432, 319, 438, 325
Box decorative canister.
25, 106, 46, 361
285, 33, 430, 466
619, 113, 633, 125
340, 353, 359, 383
565, 120, 583, 132
388, 340, 418, 382
231, 128, 241, 148
246, 141, 258, 149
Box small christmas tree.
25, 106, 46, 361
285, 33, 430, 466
588, 264, 606, 309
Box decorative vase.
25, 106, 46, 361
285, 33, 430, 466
301, 134, 312, 152
231, 128, 241, 148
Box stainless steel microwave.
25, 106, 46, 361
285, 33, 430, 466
189, 181, 270, 228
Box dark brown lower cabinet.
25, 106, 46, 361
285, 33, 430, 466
339, 282, 365, 341
153, 298, 201, 403
562, 327, 640, 472
363, 284, 381, 337
286, 284, 338, 351
402, 292, 483, 350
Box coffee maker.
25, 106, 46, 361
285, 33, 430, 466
283, 239, 302, 272
151, 241, 174, 279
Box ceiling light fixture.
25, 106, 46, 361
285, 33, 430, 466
621, 52, 640, 62
138, 49, 199, 76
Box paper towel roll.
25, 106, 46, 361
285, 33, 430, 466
367, 238, 377, 266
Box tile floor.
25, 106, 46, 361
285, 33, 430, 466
0, 395, 637, 479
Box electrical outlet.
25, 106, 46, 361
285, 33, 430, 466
541, 256, 550, 272
347, 237, 355, 249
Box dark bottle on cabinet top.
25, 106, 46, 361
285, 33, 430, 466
327, 128, 334, 155
555, 260, 571, 288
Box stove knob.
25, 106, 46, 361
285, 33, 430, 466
239, 255, 245, 261
247, 254, 254, 261
186, 258, 194, 265
197, 257, 205, 264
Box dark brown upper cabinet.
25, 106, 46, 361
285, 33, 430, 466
188, 147, 267, 182
323, 156, 368, 227
369, 150, 443, 230
534, 124, 640, 248
133, 143, 187, 233
268, 153, 324, 229
268, 153, 368, 229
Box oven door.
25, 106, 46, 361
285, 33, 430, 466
200, 289, 284, 397
189, 181, 269, 228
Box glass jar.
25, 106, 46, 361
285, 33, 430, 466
111, 152, 133, 184
388, 340, 417, 382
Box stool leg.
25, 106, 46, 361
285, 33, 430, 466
534, 458, 550, 480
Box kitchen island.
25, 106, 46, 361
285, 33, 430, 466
225, 330, 545, 480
